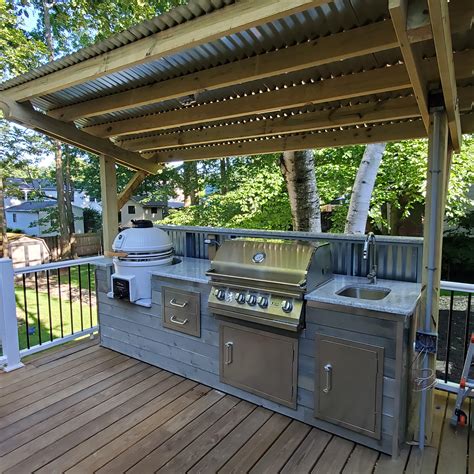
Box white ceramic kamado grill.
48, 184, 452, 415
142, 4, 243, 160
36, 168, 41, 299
107, 220, 175, 307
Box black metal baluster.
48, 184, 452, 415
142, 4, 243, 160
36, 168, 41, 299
58, 268, 64, 338
88, 264, 93, 327
68, 266, 73, 334
22, 274, 30, 349
78, 265, 84, 331
445, 290, 455, 383
46, 270, 53, 341
465, 293, 473, 358
34, 272, 42, 346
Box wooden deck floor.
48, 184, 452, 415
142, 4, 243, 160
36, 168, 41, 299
0, 340, 471, 474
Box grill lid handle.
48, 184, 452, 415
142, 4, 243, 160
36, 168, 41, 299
131, 219, 153, 228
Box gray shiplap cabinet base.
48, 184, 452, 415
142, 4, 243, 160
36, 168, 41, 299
97, 269, 412, 456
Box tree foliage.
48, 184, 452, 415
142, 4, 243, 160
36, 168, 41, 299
163, 155, 292, 230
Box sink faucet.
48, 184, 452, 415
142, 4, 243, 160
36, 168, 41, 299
363, 232, 377, 284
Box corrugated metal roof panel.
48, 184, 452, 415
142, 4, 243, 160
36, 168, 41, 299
7, 0, 392, 109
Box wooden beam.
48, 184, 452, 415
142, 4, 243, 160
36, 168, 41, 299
390, 0, 430, 131
117, 171, 148, 210
428, 0, 462, 151
83, 50, 473, 138
85, 64, 413, 138
151, 120, 428, 163
407, 0, 473, 43
0, 99, 159, 174
2, 0, 330, 102
48, 21, 399, 122
119, 96, 420, 152
100, 155, 119, 253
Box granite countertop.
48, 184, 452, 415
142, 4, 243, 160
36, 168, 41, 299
151, 257, 210, 284
305, 274, 422, 317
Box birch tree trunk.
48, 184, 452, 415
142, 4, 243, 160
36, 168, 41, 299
280, 150, 322, 232
344, 142, 386, 234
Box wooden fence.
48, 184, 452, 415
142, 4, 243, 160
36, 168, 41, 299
42, 232, 102, 260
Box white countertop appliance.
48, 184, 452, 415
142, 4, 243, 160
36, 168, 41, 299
107, 220, 174, 307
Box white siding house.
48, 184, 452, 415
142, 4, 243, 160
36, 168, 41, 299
6, 201, 84, 237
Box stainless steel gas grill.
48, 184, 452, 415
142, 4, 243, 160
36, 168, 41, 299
207, 239, 332, 331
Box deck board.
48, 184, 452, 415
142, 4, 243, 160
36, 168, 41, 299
0, 340, 471, 474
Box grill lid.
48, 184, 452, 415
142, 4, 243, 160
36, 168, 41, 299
208, 239, 327, 290
113, 224, 173, 254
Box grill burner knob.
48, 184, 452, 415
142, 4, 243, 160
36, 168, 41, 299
214, 289, 226, 301
236, 292, 246, 304
281, 300, 293, 313
257, 296, 268, 309
246, 294, 257, 306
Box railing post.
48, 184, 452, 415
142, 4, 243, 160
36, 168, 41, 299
0, 258, 24, 371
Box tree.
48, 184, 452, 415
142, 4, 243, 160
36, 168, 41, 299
280, 150, 322, 232
0, 122, 48, 256
344, 143, 386, 234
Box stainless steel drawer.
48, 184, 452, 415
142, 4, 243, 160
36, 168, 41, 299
162, 287, 200, 337
163, 287, 199, 312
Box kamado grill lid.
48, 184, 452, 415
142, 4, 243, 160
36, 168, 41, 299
112, 220, 173, 254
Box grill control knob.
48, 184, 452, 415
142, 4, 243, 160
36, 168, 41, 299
281, 300, 293, 313
236, 292, 246, 304
246, 294, 257, 306
214, 289, 226, 301
257, 296, 268, 309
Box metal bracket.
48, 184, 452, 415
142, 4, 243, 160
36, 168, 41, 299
428, 90, 445, 112
415, 331, 438, 354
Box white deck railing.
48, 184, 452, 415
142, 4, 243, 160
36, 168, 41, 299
0, 256, 102, 371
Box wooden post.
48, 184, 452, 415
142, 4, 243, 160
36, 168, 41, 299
100, 155, 119, 253
410, 108, 450, 447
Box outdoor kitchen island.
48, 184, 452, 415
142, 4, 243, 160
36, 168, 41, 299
96, 255, 421, 457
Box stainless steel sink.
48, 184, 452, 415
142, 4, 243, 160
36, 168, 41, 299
337, 285, 391, 300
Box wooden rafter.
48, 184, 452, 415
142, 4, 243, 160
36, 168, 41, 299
118, 96, 420, 152
48, 21, 399, 122
117, 171, 149, 210
1, 0, 330, 102
83, 50, 473, 138
0, 99, 159, 173
150, 120, 428, 163
85, 65, 412, 138
390, 0, 430, 131
428, 0, 463, 151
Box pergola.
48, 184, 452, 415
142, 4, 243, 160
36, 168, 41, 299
0, 0, 473, 449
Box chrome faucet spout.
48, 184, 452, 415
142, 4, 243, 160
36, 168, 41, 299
364, 233, 377, 284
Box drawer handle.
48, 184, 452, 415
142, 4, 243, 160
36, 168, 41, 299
169, 298, 188, 308
224, 341, 233, 365
170, 315, 189, 325
323, 363, 332, 394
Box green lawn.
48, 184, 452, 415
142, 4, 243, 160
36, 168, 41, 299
48, 265, 96, 292
14, 286, 97, 350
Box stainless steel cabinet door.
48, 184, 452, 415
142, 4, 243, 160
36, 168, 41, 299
220, 321, 298, 408
315, 334, 383, 439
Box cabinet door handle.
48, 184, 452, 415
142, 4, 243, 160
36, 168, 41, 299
323, 363, 332, 393
224, 342, 233, 365
170, 315, 189, 325
169, 298, 188, 308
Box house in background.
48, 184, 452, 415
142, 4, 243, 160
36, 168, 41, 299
118, 198, 184, 227
5, 200, 84, 237
5, 178, 95, 210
